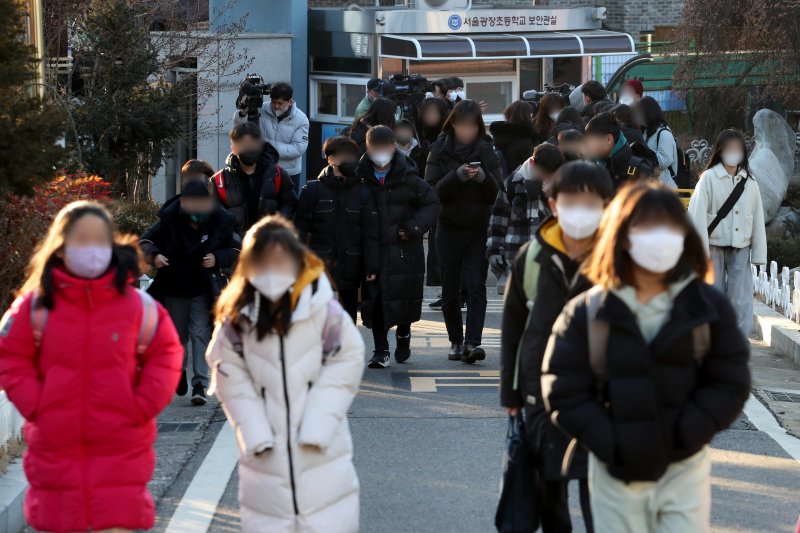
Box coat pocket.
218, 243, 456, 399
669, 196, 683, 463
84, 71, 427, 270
743, 214, 754, 242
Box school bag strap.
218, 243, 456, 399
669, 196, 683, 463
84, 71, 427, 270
212, 169, 228, 204
321, 299, 344, 361
274, 165, 283, 193
707, 175, 748, 235
512, 241, 542, 392
29, 292, 48, 349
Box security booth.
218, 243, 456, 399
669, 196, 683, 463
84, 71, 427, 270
306, 5, 635, 179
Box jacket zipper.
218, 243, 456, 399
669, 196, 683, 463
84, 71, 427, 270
279, 335, 300, 515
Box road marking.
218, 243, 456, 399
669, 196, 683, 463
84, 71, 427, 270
164, 422, 238, 533
743, 393, 800, 465
408, 370, 501, 392
408, 370, 499, 376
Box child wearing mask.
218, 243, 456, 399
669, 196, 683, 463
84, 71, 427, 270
140, 181, 241, 403
357, 125, 440, 368
207, 215, 364, 533
295, 136, 380, 321
500, 162, 614, 533
394, 119, 426, 171
487, 143, 563, 294
542, 183, 750, 533
688, 129, 767, 335
0, 201, 182, 533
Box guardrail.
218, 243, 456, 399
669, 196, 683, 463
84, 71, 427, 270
753, 261, 800, 321
0, 392, 23, 452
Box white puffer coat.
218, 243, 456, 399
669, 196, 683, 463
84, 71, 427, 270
207, 273, 364, 533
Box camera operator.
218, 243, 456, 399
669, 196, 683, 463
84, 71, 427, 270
234, 82, 309, 188
355, 78, 383, 120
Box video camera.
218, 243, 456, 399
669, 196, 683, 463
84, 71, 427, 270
522, 83, 576, 113
238, 74, 273, 123
379, 74, 430, 120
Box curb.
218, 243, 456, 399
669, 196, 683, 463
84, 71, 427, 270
753, 301, 800, 368
0, 459, 26, 533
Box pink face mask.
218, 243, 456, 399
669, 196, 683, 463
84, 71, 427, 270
65, 245, 113, 279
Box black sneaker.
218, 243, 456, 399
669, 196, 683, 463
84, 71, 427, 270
176, 371, 188, 397
394, 334, 411, 363
191, 384, 207, 405
462, 344, 486, 365
428, 298, 443, 310
368, 350, 391, 369
448, 342, 464, 361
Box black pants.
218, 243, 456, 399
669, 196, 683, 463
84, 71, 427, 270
539, 479, 593, 533
436, 226, 487, 345
338, 287, 359, 323
426, 225, 441, 287
371, 289, 410, 352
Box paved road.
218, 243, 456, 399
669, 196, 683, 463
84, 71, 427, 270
145, 288, 800, 533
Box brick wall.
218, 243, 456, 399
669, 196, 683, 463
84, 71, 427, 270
307, 0, 684, 37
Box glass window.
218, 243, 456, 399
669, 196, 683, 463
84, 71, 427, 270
341, 83, 365, 119
465, 81, 513, 116
316, 81, 337, 116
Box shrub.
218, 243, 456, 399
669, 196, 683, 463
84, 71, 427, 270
112, 200, 161, 237
767, 237, 800, 270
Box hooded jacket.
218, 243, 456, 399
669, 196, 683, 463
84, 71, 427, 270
233, 105, 310, 176
500, 219, 591, 479
541, 279, 751, 482
486, 162, 550, 265
212, 142, 298, 234
396, 137, 426, 172
295, 166, 380, 291
489, 121, 536, 175
357, 152, 440, 329
0, 268, 182, 532
207, 258, 364, 533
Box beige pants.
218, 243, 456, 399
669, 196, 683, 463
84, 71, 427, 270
588, 446, 711, 533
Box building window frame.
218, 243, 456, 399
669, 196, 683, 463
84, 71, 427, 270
309, 75, 370, 122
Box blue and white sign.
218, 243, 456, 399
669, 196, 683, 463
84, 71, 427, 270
447, 15, 462, 30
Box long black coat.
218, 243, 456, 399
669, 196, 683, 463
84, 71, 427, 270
425, 134, 502, 231
499, 219, 592, 479
295, 166, 380, 291
489, 121, 535, 175
542, 279, 751, 482
357, 153, 440, 329
140, 197, 241, 302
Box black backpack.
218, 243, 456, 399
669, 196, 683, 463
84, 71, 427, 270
656, 127, 692, 188
627, 142, 658, 179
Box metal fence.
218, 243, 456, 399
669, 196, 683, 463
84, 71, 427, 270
754, 261, 800, 322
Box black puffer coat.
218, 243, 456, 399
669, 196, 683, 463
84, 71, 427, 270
346, 121, 370, 157
425, 134, 502, 231
499, 219, 591, 479
211, 142, 298, 234
542, 279, 751, 482
295, 166, 380, 291
489, 121, 535, 175
357, 153, 440, 329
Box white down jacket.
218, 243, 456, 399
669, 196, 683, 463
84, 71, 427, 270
207, 273, 364, 533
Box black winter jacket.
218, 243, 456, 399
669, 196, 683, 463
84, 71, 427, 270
295, 166, 380, 291
211, 142, 298, 234
489, 121, 535, 175
499, 220, 592, 479
357, 152, 440, 329
425, 135, 501, 231
541, 279, 751, 482
140, 197, 241, 301
602, 140, 645, 189
346, 121, 370, 157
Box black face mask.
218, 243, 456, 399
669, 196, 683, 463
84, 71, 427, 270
238, 149, 261, 166
337, 160, 357, 177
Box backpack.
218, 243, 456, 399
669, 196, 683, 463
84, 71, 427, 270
511, 241, 542, 391
31, 289, 159, 355
212, 165, 283, 205
627, 142, 658, 179
656, 127, 692, 189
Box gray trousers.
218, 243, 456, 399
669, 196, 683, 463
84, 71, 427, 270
710, 245, 752, 337
164, 294, 211, 388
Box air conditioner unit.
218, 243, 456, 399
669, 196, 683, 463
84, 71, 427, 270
415, 0, 472, 10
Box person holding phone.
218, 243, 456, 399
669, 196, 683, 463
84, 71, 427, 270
425, 100, 502, 364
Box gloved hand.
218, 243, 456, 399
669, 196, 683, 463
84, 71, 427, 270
489, 255, 505, 269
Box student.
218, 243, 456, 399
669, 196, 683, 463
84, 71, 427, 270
619, 79, 644, 106
0, 201, 182, 533
212, 122, 298, 235
426, 100, 501, 364
487, 143, 563, 294
557, 130, 584, 161
490, 100, 537, 174
688, 129, 767, 335
140, 181, 241, 404
295, 136, 380, 321
207, 215, 364, 533
542, 182, 751, 533
583, 111, 648, 188
346, 97, 398, 156
637, 96, 678, 188
548, 106, 583, 144
611, 103, 646, 147
181, 159, 215, 186
501, 161, 614, 533
580, 80, 613, 118
357, 125, 440, 368
533, 93, 566, 145
395, 118, 426, 171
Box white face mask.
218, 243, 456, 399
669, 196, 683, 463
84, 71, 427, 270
549, 111, 560, 122
556, 204, 604, 240
370, 151, 394, 168
628, 227, 685, 274
248, 272, 296, 302
619, 94, 635, 106
721, 150, 744, 167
